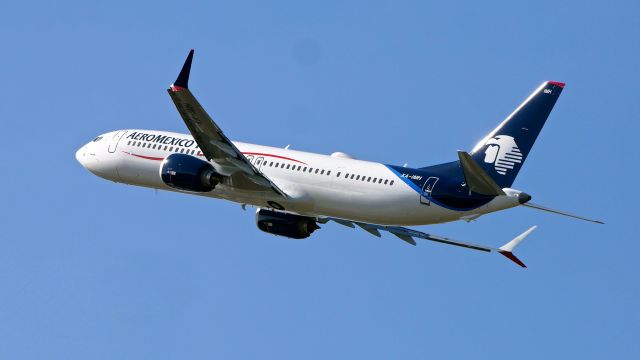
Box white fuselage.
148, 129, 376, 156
76, 130, 522, 225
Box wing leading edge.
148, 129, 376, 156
167, 50, 288, 197
324, 217, 537, 268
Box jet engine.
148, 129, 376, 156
160, 153, 223, 192
256, 209, 320, 239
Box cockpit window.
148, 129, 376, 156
92, 136, 103, 142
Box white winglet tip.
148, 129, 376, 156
498, 226, 537, 268
499, 225, 537, 252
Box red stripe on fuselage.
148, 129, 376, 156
241, 152, 307, 165
125, 152, 164, 161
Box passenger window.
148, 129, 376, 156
337, 172, 341, 177
356, 175, 360, 180
309, 168, 313, 173
390, 180, 394, 185
384, 180, 388, 185
257, 160, 261, 165
303, 167, 307, 172
320, 170, 325, 175
169, 147, 173, 152
164, 146, 168, 150
297, 165, 302, 171
361, 176, 365, 181
270, 162, 274, 166
286, 164, 291, 169
378, 179, 383, 184
350, 174, 355, 179
315, 169, 319, 174
327, 171, 331, 176
373, 178, 377, 183
367, 177, 371, 182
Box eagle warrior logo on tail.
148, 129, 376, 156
482, 135, 523, 175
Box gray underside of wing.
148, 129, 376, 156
166, 51, 288, 198
326, 217, 493, 251
168, 89, 288, 197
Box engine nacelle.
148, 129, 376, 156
160, 153, 223, 192
256, 209, 320, 239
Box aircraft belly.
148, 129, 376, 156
306, 184, 459, 226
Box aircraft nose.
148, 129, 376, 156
75, 145, 87, 167
75, 136, 122, 181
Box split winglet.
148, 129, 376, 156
498, 226, 537, 268
170, 49, 194, 92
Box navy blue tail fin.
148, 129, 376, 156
470, 81, 565, 188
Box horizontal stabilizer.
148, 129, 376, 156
458, 151, 506, 196
523, 202, 604, 224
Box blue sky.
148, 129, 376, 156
1, 1, 638, 358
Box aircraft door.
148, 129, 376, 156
254, 156, 266, 171
420, 177, 439, 205
108, 131, 127, 153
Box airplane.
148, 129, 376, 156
76, 50, 602, 268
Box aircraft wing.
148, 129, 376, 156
167, 50, 288, 197
324, 217, 537, 268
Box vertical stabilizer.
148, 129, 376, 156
470, 81, 564, 188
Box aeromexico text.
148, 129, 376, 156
127, 132, 196, 148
